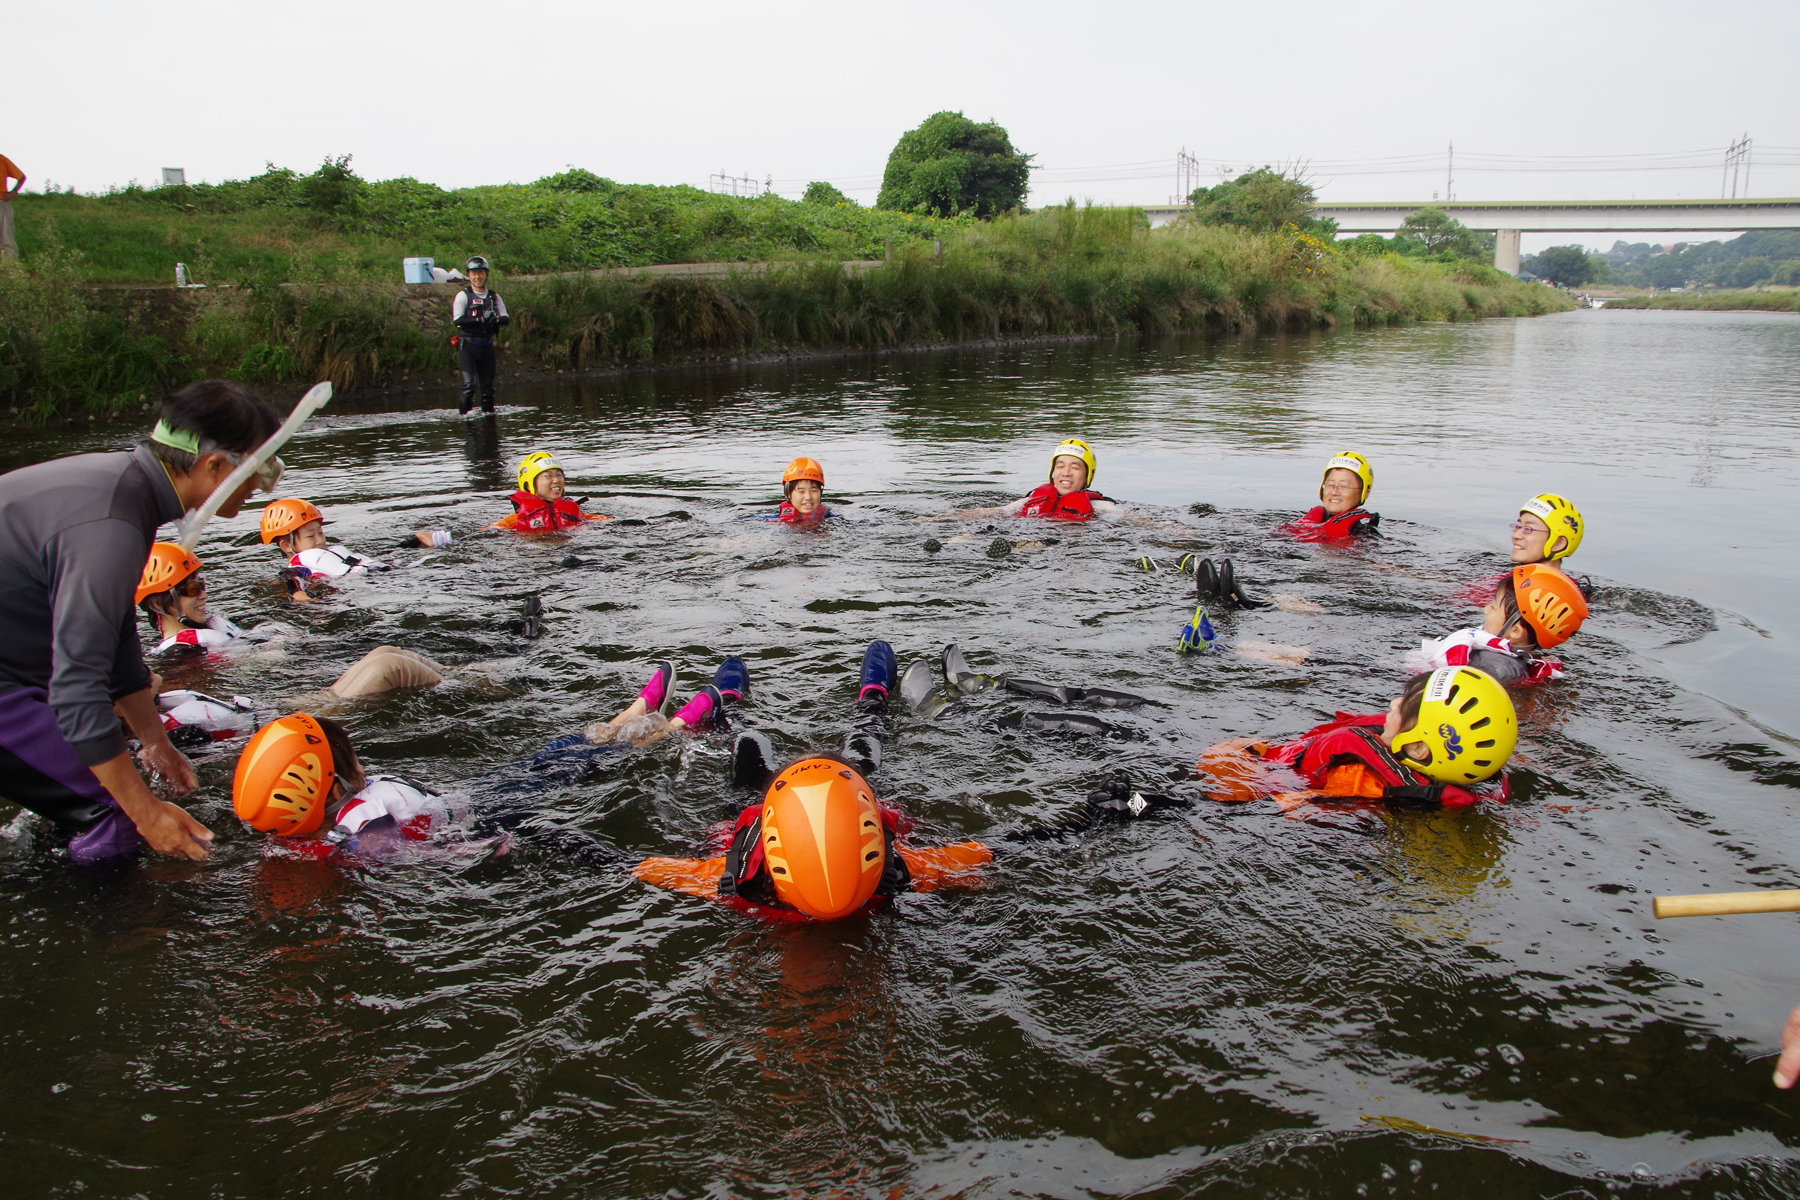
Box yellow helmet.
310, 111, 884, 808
1391, 666, 1517, 785
1049, 439, 1096, 487
517, 452, 564, 495
1519, 493, 1583, 561
1320, 451, 1373, 506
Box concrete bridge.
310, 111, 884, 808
1140, 198, 1800, 273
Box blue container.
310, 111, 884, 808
402, 257, 435, 284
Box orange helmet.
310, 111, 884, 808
137, 542, 202, 604
232, 714, 338, 837
782, 457, 825, 489
1512, 564, 1588, 649
259, 499, 325, 544
760, 758, 885, 919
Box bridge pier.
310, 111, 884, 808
1494, 229, 1521, 276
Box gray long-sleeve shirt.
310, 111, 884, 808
0, 445, 183, 763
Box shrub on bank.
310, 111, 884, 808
0, 205, 1574, 420
1602, 291, 1800, 313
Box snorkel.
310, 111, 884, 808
176, 382, 332, 552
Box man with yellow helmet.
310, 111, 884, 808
1280, 451, 1380, 542
494, 452, 610, 533
1198, 666, 1518, 812
961, 439, 1118, 522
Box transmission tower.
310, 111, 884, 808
1722, 135, 1752, 199
709, 171, 761, 197
1175, 149, 1203, 205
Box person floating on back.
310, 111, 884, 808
1414, 564, 1589, 684
1280, 451, 1379, 541
453, 255, 509, 416
1196, 665, 1518, 813
494, 452, 609, 533
776, 456, 830, 526
1464, 492, 1586, 604
962, 439, 1117, 522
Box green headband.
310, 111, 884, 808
150, 419, 203, 455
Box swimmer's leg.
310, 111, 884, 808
996, 774, 1188, 846
841, 641, 898, 776
608, 660, 675, 725
729, 729, 776, 792
596, 687, 723, 749
329, 646, 448, 698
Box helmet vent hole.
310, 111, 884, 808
772, 867, 788, 876
1477, 739, 1495, 748
1458, 697, 1478, 715
1470, 716, 1490, 729
863, 850, 880, 863
772, 780, 787, 791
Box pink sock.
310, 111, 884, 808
672, 690, 714, 726
638, 669, 669, 711
858, 683, 888, 700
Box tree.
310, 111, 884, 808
802, 181, 854, 207
299, 154, 364, 218
1188, 168, 1334, 236
1392, 206, 1482, 257
1525, 245, 1600, 287
877, 112, 1031, 218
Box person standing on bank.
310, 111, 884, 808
0, 380, 282, 861
452, 255, 510, 416
0, 150, 25, 260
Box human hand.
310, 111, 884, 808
1776, 1003, 1800, 1089
290, 589, 313, 604
138, 738, 198, 794
133, 799, 215, 860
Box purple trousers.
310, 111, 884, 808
0, 688, 142, 861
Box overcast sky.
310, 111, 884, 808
11, 0, 1797, 252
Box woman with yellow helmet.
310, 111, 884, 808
1197, 665, 1519, 813
960, 439, 1118, 522
1461, 492, 1588, 606
1280, 451, 1380, 542
494, 452, 611, 533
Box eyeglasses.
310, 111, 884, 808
1509, 520, 1549, 536
171, 574, 207, 597
217, 449, 286, 493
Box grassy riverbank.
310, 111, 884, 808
0, 205, 1573, 420
1603, 290, 1800, 313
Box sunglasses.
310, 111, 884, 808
171, 574, 207, 597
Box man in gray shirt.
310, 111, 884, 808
0, 380, 281, 861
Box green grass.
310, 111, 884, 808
1602, 290, 1800, 313
0, 201, 1574, 421
11, 171, 967, 285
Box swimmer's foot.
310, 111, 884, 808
1219, 559, 1270, 610
729, 729, 776, 791
941, 644, 999, 695
1177, 605, 1217, 653
901, 660, 951, 718
673, 685, 725, 730
712, 657, 751, 706
858, 640, 897, 701
638, 660, 677, 715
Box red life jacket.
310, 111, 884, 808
1280, 505, 1379, 542
777, 502, 829, 526
508, 490, 586, 532
1016, 483, 1107, 521
1268, 713, 1481, 808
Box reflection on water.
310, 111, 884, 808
1, 311, 1798, 1198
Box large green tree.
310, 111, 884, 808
1188, 168, 1333, 236
877, 112, 1032, 218
1393, 206, 1481, 257
1525, 245, 1605, 287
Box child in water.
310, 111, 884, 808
1280, 451, 1380, 541
633, 641, 1186, 921
961, 439, 1117, 521
494, 452, 610, 533
1196, 665, 1518, 812
261, 499, 409, 603
231, 657, 747, 858
136, 542, 499, 743
774, 457, 830, 525
1413, 564, 1589, 684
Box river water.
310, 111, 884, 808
2, 308, 1798, 1198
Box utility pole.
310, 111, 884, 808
1175, 149, 1202, 206
1446, 141, 1454, 204
1722, 135, 1752, 199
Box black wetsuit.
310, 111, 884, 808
453, 287, 509, 414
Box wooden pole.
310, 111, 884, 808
1653, 889, 1800, 919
